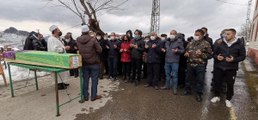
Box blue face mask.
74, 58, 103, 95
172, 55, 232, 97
134, 35, 138, 39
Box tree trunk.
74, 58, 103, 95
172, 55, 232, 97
88, 19, 105, 35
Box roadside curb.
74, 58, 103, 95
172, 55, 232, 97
242, 58, 258, 108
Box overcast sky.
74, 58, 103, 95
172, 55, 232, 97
0, 0, 255, 39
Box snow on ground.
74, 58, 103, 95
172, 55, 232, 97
0, 75, 121, 120
0, 61, 49, 85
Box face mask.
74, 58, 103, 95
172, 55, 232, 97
150, 36, 156, 40
134, 35, 138, 39
65, 39, 70, 43
108, 38, 111, 41
145, 39, 149, 42
161, 37, 166, 41
194, 36, 200, 41
111, 36, 115, 40
96, 36, 101, 40
170, 35, 176, 39
58, 31, 62, 37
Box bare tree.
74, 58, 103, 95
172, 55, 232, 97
46, 0, 128, 35
238, 23, 251, 42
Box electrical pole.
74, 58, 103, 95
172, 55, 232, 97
150, 0, 160, 35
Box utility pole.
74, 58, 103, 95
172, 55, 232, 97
150, 0, 160, 35
246, 0, 252, 41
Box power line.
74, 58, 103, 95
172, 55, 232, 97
62, 24, 81, 31
215, 0, 248, 6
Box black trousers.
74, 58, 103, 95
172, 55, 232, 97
147, 63, 160, 86
143, 63, 147, 79
213, 68, 237, 100
131, 58, 142, 81
70, 68, 79, 77
178, 64, 186, 86
122, 62, 131, 79
104, 59, 109, 75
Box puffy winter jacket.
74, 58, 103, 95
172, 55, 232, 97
77, 34, 102, 65
213, 38, 246, 70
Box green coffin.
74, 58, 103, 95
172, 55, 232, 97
13, 51, 82, 69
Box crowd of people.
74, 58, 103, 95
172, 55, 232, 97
23, 25, 246, 107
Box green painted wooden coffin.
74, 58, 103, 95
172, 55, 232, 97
9, 51, 82, 69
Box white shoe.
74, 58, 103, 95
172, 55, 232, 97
225, 100, 232, 108
211, 97, 220, 103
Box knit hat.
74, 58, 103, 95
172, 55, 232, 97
81, 25, 89, 32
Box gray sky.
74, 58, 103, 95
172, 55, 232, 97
0, 0, 254, 39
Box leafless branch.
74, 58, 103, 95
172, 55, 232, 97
95, 0, 128, 12
80, 0, 91, 17
57, 0, 81, 18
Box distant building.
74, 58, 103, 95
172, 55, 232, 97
249, 0, 258, 48
248, 0, 258, 64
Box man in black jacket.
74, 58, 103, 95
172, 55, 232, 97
201, 27, 213, 50
32, 33, 47, 51
210, 29, 246, 108
63, 32, 79, 77
130, 29, 145, 86
96, 32, 108, 79
106, 32, 121, 80
144, 32, 162, 90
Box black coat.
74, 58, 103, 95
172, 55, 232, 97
131, 37, 145, 59
145, 39, 162, 64
98, 38, 108, 61
63, 39, 78, 54
213, 38, 246, 70
32, 39, 47, 51
204, 34, 213, 51
107, 39, 121, 58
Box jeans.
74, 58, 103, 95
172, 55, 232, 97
108, 57, 118, 78
165, 62, 179, 90
82, 64, 100, 99
185, 64, 206, 95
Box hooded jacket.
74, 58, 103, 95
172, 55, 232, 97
77, 34, 102, 65
213, 38, 246, 70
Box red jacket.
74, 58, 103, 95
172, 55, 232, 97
120, 41, 131, 62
